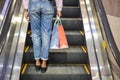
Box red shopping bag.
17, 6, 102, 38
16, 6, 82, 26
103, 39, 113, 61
58, 19, 69, 49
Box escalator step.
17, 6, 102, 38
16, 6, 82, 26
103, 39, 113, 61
66, 31, 85, 45
23, 46, 88, 64
28, 18, 83, 31
53, 18, 83, 31
63, 0, 79, 6
52, 0, 79, 6
20, 64, 91, 80
54, 7, 81, 18
25, 31, 85, 46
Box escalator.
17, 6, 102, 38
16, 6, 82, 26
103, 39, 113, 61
20, 0, 92, 80
0, 0, 115, 79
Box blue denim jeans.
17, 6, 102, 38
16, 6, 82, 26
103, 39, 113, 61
29, 0, 54, 60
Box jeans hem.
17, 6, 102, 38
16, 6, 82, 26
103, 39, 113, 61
41, 57, 48, 60
34, 58, 41, 60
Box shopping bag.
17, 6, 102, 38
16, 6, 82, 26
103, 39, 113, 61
58, 18, 69, 49
50, 19, 59, 49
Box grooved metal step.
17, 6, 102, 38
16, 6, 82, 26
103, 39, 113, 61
63, 0, 79, 6
53, 18, 83, 30
23, 46, 88, 64
20, 64, 91, 80
54, 7, 81, 18
25, 31, 85, 46
28, 18, 83, 31
52, 0, 79, 6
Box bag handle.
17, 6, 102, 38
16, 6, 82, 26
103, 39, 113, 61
54, 19, 58, 26
57, 17, 62, 25
54, 17, 62, 26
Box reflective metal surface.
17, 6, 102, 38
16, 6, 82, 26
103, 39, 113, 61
11, 9, 28, 80
0, 0, 15, 54
0, 0, 28, 80
0, 0, 8, 30
84, 0, 113, 79
0, 0, 11, 33
0, 0, 17, 79
79, 0, 100, 79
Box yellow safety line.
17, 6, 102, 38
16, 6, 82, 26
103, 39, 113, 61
84, 64, 90, 74
24, 46, 30, 53
21, 64, 27, 74
20, 64, 25, 72
27, 30, 31, 35
80, 31, 84, 35
81, 46, 87, 53
102, 40, 107, 49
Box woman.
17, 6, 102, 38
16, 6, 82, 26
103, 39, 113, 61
22, 0, 63, 73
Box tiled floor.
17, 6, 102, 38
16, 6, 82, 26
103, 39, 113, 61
102, 0, 120, 17
107, 15, 120, 52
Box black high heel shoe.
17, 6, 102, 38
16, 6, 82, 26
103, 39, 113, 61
41, 60, 48, 73
35, 65, 41, 71
41, 67, 47, 73
35, 59, 41, 71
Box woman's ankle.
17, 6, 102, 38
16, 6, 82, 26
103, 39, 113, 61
41, 60, 47, 67
36, 59, 41, 66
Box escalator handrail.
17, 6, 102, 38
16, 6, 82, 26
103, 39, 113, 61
93, 0, 120, 67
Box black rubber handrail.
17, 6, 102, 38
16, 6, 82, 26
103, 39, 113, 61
93, 0, 120, 67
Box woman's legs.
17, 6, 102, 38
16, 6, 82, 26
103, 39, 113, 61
29, 0, 54, 72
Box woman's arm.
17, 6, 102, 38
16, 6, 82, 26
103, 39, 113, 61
22, 0, 29, 9
55, 0, 63, 17
22, 0, 29, 21
55, 0, 63, 11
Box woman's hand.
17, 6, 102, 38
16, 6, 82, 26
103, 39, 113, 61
24, 9, 29, 21
56, 11, 62, 17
